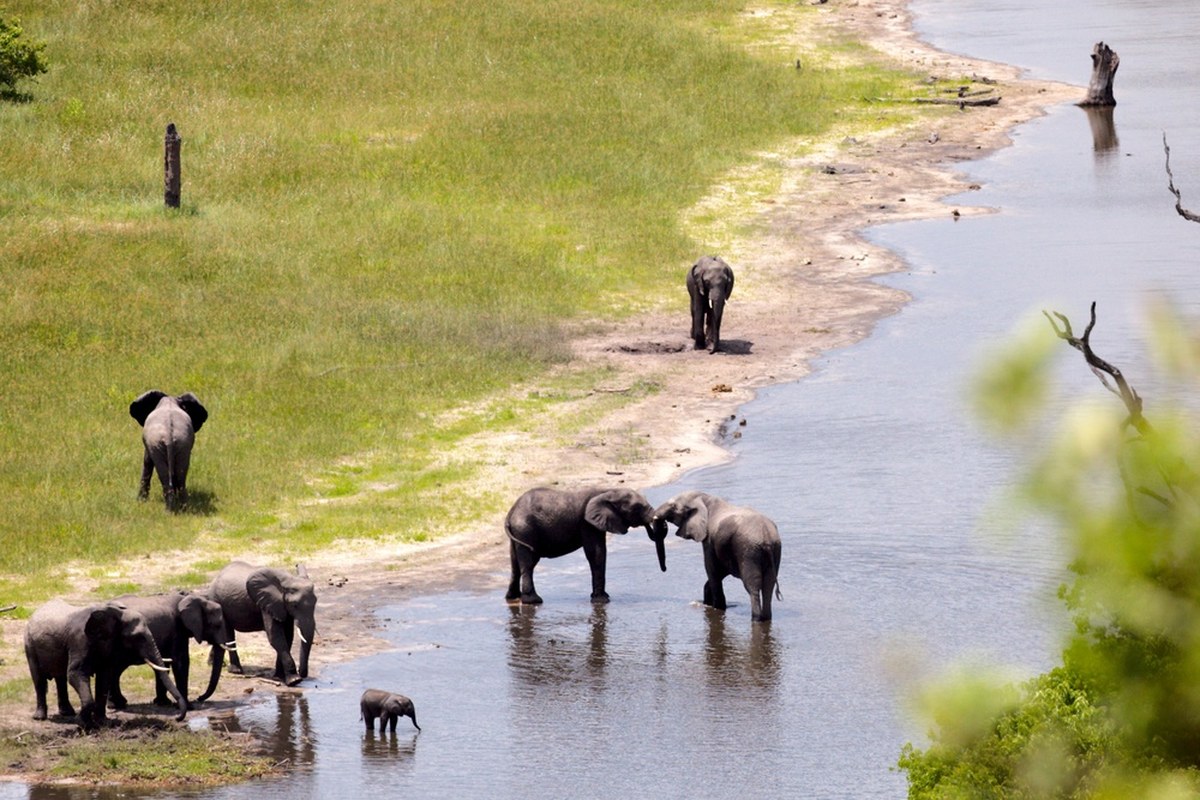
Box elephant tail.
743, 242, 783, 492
504, 519, 536, 553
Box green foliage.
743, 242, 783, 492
0, 11, 47, 94
900, 305, 1200, 798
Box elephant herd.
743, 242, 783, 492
24, 561, 317, 731
27, 255, 754, 732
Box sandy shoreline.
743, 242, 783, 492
0, 0, 1082, 736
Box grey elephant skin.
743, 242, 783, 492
205, 561, 316, 686
653, 491, 782, 621
687, 255, 734, 353
360, 689, 420, 732
505, 486, 664, 605
108, 591, 232, 710
129, 390, 208, 510
24, 600, 187, 730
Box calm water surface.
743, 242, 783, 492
8, 3, 1200, 798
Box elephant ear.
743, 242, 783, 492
678, 496, 710, 543
84, 606, 122, 643
129, 391, 167, 426
178, 593, 207, 643
584, 490, 631, 534
176, 393, 208, 432
247, 571, 289, 622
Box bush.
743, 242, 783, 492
0, 12, 48, 94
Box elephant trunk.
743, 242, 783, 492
707, 287, 728, 352
140, 636, 188, 721
647, 520, 667, 572
298, 619, 315, 680
195, 643, 225, 704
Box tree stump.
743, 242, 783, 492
164, 123, 181, 208
1080, 41, 1119, 107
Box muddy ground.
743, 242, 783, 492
0, 0, 1080, 779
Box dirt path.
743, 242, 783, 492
0, 0, 1081, 745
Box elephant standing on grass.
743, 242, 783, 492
109, 591, 233, 710
505, 486, 665, 605
652, 491, 782, 622
129, 390, 208, 510
361, 689, 420, 732
687, 255, 735, 353
205, 561, 317, 686
24, 600, 188, 730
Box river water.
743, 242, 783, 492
8, 3, 1200, 798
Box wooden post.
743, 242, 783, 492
1080, 41, 1119, 107
164, 122, 181, 208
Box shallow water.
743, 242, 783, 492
7, 3, 1200, 798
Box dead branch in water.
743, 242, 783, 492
1163, 134, 1200, 224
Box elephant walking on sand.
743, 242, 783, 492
204, 561, 317, 686
108, 591, 233, 710
652, 491, 782, 622
687, 255, 735, 353
361, 689, 420, 732
129, 390, 208, 510
505, 486, 665, 605
24, 600, 188, 730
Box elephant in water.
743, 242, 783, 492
652, 490, 781, 622
361, 689, 420, 732
687, 255, 734, 353
204, 561, 317, 686
129, 390, 208, 510
24, 600, 188, 730
505, 486, 665, 605
108, 591, 233, 710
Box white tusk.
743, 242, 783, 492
147, 661, 171, 673
298, 630, 308, 644
222, 642, 237, 650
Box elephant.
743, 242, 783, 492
204, 561, 317, 686
360, 689, 420, 732
652, 490, 782, 621
504, 486, 665, 605
129, 390, 208, 510
108, 591, 234, 710
24, 599, 188, 730
687, 255, 735, 353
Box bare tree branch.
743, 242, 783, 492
1043, 302, 1151, 435
1163, 133, 1200, 224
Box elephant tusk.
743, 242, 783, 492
221, 642, 237, 651
147, 661, 171, 673
298, 630, 308, 644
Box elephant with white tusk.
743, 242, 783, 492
129, 390, 208, 511
652, 491, 782, 622
107, 591, 231, 710
24, 600, 188, 730
204, 561, 317, 686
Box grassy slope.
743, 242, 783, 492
0, 1, 916, 600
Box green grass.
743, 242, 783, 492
0, 0, 922, 600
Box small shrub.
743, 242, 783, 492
0, 13, 48, 95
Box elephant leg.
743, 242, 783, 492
505, 542, 522, 602
54, 675, 75, 717
690, 292, 707, 349
581, 532, 609, 603
225, 627, 244, 674
267, 619, 301, 685
31, 675, 48, 720
138, 449, 154, 501
158, 652, 190, 708
514, 547, 543, 605
702, 548, 728, 610
109, 666, 129, 710
68, 669, 99, 729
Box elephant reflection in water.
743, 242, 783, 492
702, 608, 780, 691
362, 725, 418, 765
506, 604, 610, 692
206, 693, 315, 769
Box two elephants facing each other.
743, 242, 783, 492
204, 561, 318, 687
24, 600, 188, 730
687, 255, 735, 354
505, 486, 666, 605
129, 390, 208, 511
652, 491, 782, 622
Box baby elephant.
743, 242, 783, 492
361, 689, 420, 732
